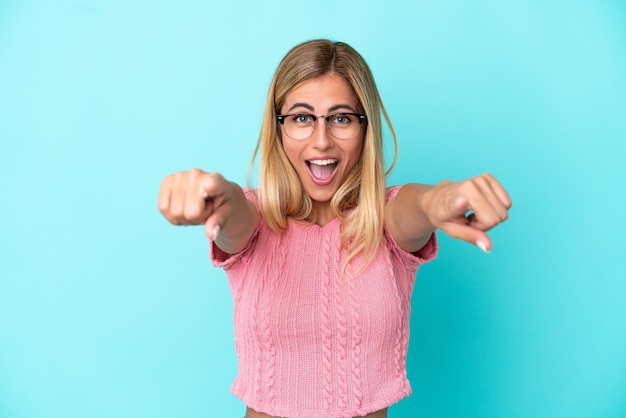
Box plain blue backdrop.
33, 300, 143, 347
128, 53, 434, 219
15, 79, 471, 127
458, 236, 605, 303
1, 1, 625, 417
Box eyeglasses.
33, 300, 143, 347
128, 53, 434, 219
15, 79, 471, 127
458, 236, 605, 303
276, 112, 367, 140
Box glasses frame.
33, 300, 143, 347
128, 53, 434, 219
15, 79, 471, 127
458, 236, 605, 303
276, 112, 367, 140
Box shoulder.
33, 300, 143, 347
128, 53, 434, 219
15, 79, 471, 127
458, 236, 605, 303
383, 185, 439, 265
242, 187, 259, 206
385, 185, 402, 201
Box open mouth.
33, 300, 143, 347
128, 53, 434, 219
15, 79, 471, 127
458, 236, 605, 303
306, 159, 338, 185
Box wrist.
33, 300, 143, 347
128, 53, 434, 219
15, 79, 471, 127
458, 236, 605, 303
418, 184, 436, 222
421, 180, 453, 227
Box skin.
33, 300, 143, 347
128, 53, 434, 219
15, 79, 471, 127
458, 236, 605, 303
157, 74, 512, 418
280, 74, 365, 226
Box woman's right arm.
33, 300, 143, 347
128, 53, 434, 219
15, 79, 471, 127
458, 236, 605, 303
158, 168, 258, 255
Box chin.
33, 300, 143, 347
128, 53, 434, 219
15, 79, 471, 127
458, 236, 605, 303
304, 185, 337, 204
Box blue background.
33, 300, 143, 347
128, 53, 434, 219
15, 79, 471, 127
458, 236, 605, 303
1, 1, 625, 417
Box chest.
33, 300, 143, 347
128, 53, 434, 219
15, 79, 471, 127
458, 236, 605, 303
231, 228, 411, 347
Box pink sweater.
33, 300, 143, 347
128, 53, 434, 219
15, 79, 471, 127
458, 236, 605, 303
211, 186, 438, 418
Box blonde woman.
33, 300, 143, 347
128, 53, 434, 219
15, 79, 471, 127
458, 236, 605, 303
158, 39, 511, 418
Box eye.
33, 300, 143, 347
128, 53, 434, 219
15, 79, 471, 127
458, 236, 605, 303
330, 113, 353, 126
291, 114, 314, 124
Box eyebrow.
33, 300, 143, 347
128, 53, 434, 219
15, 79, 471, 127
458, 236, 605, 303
287, 102, 314, 113
329, 104, 358, 113
286, 102, 358, 113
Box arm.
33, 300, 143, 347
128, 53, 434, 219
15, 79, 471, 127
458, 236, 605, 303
385, 174, 512, 253
158, 168, 258, 255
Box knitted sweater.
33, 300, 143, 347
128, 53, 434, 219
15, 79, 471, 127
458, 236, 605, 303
210, 186, 438, 418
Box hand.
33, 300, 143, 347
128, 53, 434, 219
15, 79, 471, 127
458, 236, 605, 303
422, 173, 512, 252
158, 169, 233, 240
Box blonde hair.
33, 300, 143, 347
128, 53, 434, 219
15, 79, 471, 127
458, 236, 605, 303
248, 39, 398, 272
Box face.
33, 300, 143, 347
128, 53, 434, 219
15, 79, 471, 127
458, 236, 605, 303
280, 74, 365, 209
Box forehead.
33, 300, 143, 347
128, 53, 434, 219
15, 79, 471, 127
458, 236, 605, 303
282, 74, 359, 111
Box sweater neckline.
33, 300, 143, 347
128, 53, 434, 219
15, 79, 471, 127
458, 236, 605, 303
289, 216, 341, 230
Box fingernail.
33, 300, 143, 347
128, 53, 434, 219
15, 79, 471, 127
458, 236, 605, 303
211, 225, 220, 241
477, 240, 490, 254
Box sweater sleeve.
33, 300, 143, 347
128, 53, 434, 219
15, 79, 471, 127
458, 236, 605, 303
385, 185, 438, 266
209, 188, 261, 270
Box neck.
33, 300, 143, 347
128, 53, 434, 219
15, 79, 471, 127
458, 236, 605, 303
309, 200, 334, 227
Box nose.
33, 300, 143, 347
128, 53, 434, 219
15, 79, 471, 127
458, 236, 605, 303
311, 118, 334, 150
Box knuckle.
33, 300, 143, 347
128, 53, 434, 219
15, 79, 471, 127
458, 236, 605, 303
204, 173, 217, 185
206, 172, 225, 184
460, 179, 478, 194
204, 173, 227, 193
481, 213, 500, 229
473, 175, 489, 188
184, 206, 202, 222
169, 204, 184, 219
171, 172, 187, 188
161, 175, 173, 187
157, 201, 169, 214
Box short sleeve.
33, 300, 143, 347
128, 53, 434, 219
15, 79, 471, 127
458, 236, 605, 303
385, 185, 439, 266
209, 188, 261, 270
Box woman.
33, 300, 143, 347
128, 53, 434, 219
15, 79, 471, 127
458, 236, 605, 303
158, 39, 511, 418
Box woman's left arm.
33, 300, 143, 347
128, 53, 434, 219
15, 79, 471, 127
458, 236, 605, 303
384, 174, 512, 253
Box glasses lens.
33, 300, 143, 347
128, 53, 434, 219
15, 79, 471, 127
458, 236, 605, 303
283, 114, 314, 140
327, 113, 361, 140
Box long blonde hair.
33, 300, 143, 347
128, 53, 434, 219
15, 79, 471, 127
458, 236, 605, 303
248, 39, 398, 272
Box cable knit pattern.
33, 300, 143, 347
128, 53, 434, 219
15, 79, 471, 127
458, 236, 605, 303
346, 266, 364, 412
251, 263, 264, 404
260, 234, 286, 405
389, 255, 407, 387
321, 231, 334, 410
333, 238, 348, 410
210, 187, 438, 418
